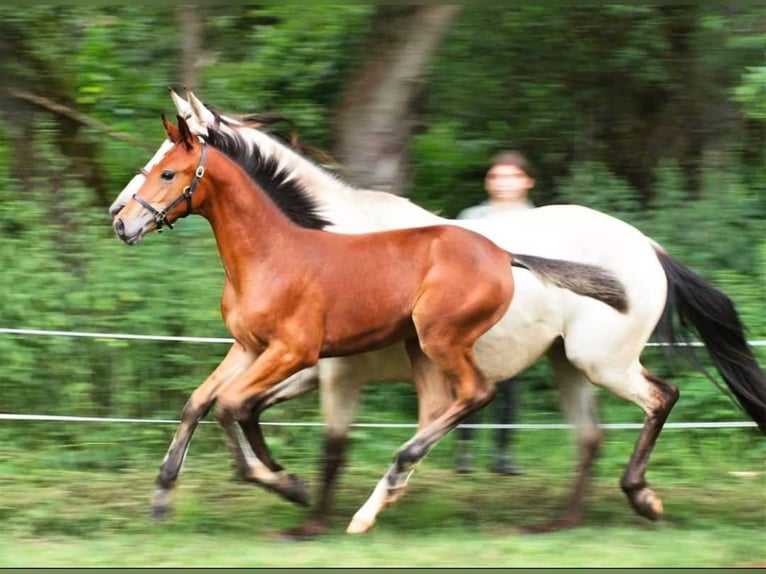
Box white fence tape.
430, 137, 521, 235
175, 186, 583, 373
1, 327, 765, 347
0, 326, 762, 430
0, 413, 756, 430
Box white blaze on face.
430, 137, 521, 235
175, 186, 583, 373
109, 138, 176, 218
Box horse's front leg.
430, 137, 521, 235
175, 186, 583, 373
214, 340, 317, 505
153, 343, 254, 520
237, 366, 320, 473
521, 341, 602, 533
219, 366, 320, 507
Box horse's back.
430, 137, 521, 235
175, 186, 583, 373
310, 224, 511, 357
460, 204, 668, 378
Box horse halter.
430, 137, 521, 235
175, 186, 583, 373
132, 144, 208, 232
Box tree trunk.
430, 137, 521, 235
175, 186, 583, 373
333, 5, 462, 195
177, 5, 204, 90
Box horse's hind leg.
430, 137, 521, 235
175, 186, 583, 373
578, 358, 679, 521
281, 346, 452, 539
522, 339, 603, 533
386, 339, 454, 508
347, 341, 493, 534
619, 370, 679, 520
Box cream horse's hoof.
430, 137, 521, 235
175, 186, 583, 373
346, 513, 376, 534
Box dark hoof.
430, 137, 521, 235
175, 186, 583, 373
151, 488, 174, 522
276, 520, 328, 540
519, 517, 579, 534
284, 473, 310, 507
266, 473, 310, 507
151, 503, 172, 522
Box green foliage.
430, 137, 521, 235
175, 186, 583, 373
556, 160, 644, 224
201, 5, 372, 147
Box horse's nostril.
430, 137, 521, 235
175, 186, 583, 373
114, 218, 125, 237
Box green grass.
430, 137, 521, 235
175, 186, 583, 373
0, 423, 763, 567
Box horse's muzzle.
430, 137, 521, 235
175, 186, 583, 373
113, 217, 126, 238
113, 218, 140, 245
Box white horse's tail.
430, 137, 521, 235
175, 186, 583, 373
653, 247, 766, 434
511, 253, 628, 313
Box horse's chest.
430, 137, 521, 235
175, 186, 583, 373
220, 284, 273, 347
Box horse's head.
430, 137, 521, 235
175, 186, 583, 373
113, 115, 208, 245
108, 89, 193, 219
109, 89, 246, 220
108, 138, 177, 220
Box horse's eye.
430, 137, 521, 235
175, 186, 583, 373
160, 170, 175, 181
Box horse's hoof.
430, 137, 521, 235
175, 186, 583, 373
151, 503, 172, 522
281, 473, 310, 507
629, 487, 663, 521
519, 517, 578, 535
346, 514, 375, 534
277, 520, 328, 540
151, 488, 174, 522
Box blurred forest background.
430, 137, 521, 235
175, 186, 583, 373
0, 5, 764, 445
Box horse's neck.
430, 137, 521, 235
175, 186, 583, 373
203, 152, 297, 282
233, 124, 446, 232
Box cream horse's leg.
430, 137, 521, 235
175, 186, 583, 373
522, 339, 603, 532
564, 324, 679, 522
281, 347, 419, 538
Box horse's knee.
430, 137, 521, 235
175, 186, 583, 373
396, 441, 427, 468
459, 384, 494, 413
213, 401, 227, 423
180, 397, 212, 422
215, 395, 244, 424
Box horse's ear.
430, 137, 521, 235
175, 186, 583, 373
176, 114, 196, 150
169, 87, 191, 117
186, 88, 217, 128
161, 114, 181, 143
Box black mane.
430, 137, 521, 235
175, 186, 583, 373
201, 128, 331, 230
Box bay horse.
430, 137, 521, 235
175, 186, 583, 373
109, 90, 766, 535
112, 114, 629, 531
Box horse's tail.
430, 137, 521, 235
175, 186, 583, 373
511, 253, 628, 313
653, 246, 766, 434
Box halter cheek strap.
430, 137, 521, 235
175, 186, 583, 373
132, 144, 208, 232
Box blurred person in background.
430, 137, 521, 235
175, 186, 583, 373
454, 150, 535, 475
